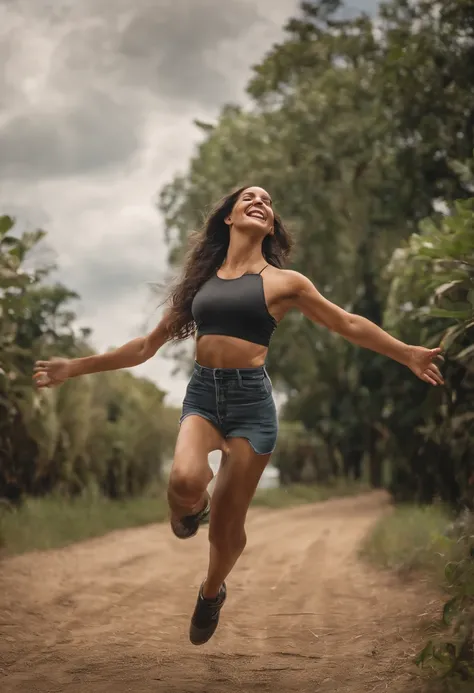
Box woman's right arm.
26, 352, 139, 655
34, 312, 173, 387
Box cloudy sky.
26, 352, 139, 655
1, 0, 379, 406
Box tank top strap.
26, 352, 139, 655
258, 264, 269, 275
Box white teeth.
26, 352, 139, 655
248, 211, 264, 219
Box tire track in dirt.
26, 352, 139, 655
0, 491, 440, 693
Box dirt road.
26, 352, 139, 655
0, 492, 440, 693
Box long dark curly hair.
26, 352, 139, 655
166, 185, 293, 341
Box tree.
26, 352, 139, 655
0, 216, 178, 502
384, 161, 474, 506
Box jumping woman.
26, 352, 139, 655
34, 186, 444, 646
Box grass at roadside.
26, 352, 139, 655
0, 493, 170, 556
253, 479, 370, 509
360, 503, 474, 688
359, 503, 457, 579
0, 480, 369, 557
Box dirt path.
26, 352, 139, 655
0, 491, 440, 693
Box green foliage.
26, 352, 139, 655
383, 190, 474, 508
0, 216, 179, 504
385, 196, 474, 341
426, 512, 474, 684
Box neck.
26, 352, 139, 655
222, 231, 265, 272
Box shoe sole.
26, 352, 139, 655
189, 628, 215, 646
171, 502, 210, 540
189, 611, 225, 645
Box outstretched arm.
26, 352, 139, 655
288, 272, 444, 386
34, 312, 172, 388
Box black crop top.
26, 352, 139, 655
191, 268, 277, 347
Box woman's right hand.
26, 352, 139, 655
33, 357, 72, 388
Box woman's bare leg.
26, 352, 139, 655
189, 438, 271, 645
203, 438, 270, 597
167, 415, 223, 523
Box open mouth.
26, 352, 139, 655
246, 208, 266, 221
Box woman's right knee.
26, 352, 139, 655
168, 463, 212, 501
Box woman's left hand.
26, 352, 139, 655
407, 346, 444, 386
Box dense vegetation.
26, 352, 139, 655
0, 216, 179, 507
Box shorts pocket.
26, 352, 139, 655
240, 377, 267, 392
234, 377, 272, 401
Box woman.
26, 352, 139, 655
34, 185, 444, 646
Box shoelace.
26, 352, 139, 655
200, 586, 225, 617
201, 597, 222, 621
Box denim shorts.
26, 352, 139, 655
180, 362, 278, 455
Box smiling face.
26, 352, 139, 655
225, 186, 274, 236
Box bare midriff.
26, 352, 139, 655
195, 335, 268, 369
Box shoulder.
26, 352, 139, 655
267, 268, 315, 298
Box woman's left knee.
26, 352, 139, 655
209, 518, 246, 553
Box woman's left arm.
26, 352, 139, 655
288, 272, 444, 386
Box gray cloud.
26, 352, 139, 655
341, 1, 380, 17
115, 1, 261, 105
0, 0, 266, 181
47, 0, 262, 106
0, 90, 142, 178
61, 227, 163, 305
0, 34, 19, 110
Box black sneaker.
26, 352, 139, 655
170, 496, 210, 539
189, 582, 227, 646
